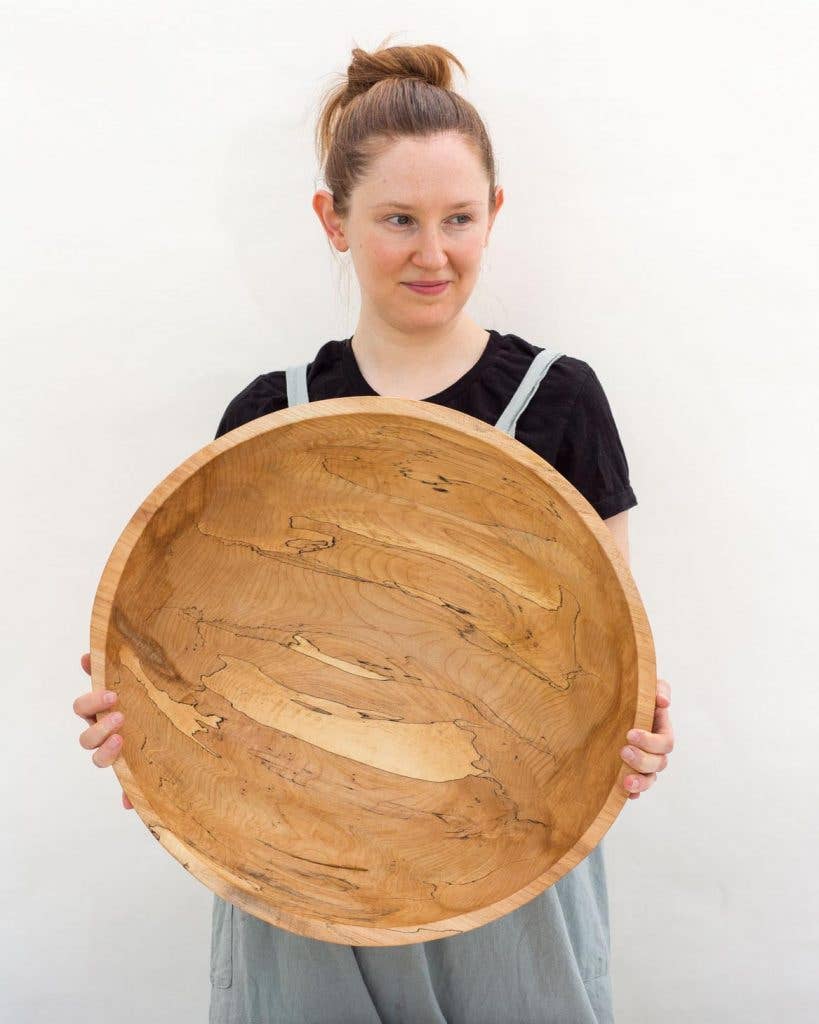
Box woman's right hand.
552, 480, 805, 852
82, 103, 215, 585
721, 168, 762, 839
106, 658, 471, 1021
75, 652, 133, 810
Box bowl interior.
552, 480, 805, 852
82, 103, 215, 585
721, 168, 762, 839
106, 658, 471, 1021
105, 410, 638, 930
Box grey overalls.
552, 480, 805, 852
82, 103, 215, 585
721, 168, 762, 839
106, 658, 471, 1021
209, 347, 614, 1024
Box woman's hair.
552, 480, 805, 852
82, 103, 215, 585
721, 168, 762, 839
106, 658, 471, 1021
314, 36, 498, 222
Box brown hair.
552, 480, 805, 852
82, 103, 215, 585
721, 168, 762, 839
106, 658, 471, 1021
314, 36, 498, 223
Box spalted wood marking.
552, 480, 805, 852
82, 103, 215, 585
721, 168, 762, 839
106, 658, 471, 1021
119, 643, 223, 753
284, 631, 391, 679
200, 652, 486, 783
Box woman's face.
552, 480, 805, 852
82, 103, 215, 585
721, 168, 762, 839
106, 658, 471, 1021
314, 132, 503, 335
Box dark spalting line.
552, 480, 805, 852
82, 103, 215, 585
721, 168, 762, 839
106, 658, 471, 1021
443, 856, 538, 888
183, 603, 209, 653
237, 866, 379, 915
189, 813, 220, 845
363, 767, 549, 836
292, 699, 333, 715
311, 878, 442, 914
356, 655, 400, 674
250, 749, 317, 778
196, 492, 561, 625
286, 867, 359, 893
319, 437, 564, 527
193, 519, 579, 693
148, 821, 268, 895
286, 510, 556, 620
484, 774, 552, 837
455, 617, 576, 694
255, 837, 369, 872
239, 867, 303, 900
379, 923, 462, 936
218, 674, 412, 729
176, 602, 300, 660
174, 603, 415, 695
353, 881, 439, 906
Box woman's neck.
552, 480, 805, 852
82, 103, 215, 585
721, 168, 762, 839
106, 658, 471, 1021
350, 317, 490, 400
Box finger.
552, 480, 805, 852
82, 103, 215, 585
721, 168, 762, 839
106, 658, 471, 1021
621, 745, 668, 774
628, 791, 640, 800
92, 732, 123, 768
626, 725, 674, 756
73, 688, 118, 724
122, 790, 134, 810
79, 710, 124, 751
655, 677, 671, 707
651, 703, 675, 751
623, 771, 656, 794
80, 652, 91, 676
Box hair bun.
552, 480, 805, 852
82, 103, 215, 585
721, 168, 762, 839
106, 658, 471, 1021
314, 37, 495, 223
345, 41, 465, 101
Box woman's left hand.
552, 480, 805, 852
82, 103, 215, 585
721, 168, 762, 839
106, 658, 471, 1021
620, 677, 674, 800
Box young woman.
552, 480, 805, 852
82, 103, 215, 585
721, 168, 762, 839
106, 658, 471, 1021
73, 40, 674, 1024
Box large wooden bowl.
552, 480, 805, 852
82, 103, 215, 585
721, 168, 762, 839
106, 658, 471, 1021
90, 397, 655, 946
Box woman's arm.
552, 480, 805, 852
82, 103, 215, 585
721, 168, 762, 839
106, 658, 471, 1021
603, 508, 630, 566
602, 508, 675, 799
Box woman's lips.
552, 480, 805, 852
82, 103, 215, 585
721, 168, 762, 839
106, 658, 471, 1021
403, 282, 450, 295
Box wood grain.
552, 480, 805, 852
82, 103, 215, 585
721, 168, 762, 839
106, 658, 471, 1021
90, 397, 656, 945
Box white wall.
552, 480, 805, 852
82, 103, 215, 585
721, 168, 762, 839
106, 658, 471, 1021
2, 2, 817, 1021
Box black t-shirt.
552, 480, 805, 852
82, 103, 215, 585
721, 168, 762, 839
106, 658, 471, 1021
214, 328, 637, 520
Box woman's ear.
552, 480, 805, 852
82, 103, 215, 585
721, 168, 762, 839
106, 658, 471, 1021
484, 185, 504, 246
312, 190, 349, 253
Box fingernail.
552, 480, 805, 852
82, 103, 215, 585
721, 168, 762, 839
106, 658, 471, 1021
627, 729, 641, 742
104, 692, 117, 705
109, 712, 123, 726
622, 746, 634, 759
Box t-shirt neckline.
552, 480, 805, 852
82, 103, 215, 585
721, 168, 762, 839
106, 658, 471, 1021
341, 329, 499, 403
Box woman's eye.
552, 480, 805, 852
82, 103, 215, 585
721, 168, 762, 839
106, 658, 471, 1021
386, 214, 473, 227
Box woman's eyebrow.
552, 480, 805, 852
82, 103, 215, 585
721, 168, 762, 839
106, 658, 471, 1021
370, 200, 481, 210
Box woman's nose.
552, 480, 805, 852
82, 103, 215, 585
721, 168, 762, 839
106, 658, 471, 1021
411, 233, 449, 267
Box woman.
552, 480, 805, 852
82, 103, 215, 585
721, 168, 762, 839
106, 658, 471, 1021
73, 40, 674, 1024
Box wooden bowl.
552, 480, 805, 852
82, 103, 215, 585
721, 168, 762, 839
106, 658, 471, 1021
90, 397, 656, 946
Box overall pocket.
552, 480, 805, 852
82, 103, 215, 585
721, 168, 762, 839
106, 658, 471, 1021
209, 894, 234, 989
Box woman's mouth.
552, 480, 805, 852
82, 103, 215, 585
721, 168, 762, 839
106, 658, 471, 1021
403, 282, 450, 295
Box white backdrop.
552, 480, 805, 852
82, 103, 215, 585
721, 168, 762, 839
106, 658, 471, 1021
2, 3, 817, 1022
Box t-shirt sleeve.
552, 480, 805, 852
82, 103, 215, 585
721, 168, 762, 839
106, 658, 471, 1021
213, 402, 239, 441
554, 364, 638, 520
213, 373, 286, 440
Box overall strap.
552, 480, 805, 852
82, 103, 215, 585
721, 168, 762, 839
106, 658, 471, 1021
494, 347, 564, 438
284, 363, 310, 407
286, 347, 563, 434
